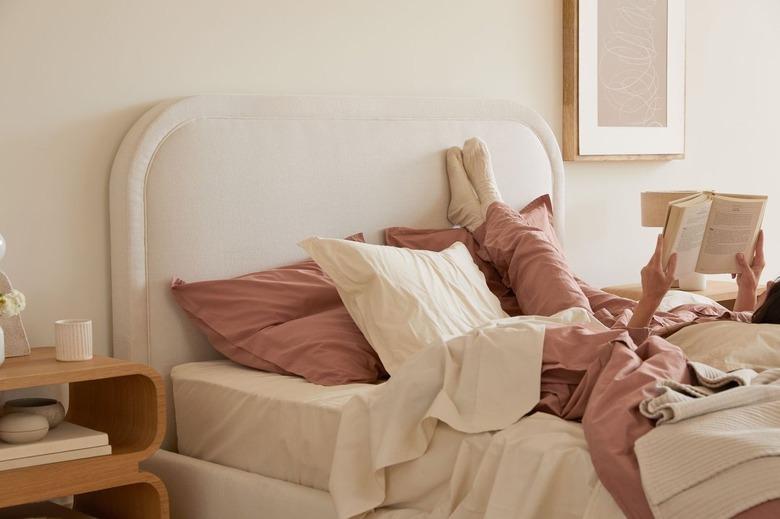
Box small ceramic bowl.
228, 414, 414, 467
3, 398, 66, 428
0, 412, 49, 444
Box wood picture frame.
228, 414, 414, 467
563, 0, 686, 161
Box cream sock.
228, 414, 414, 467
446, 146, 484, 232
462, 137, 503, 218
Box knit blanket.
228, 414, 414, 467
636, 364, 780, 519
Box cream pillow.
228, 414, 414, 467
666, 320, 780, 372
299, 237, 508, 374
658, 290, 720, 313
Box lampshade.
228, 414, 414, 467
640, 191, 698, 227
0, 233, 5, 262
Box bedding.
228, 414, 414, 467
289, 192, 773, 518
299, 238, 507, 374
383, 194, 563, 318
476, 202, 590, 316
453, 199, 780, 518
172, 360, 372, 490
328, 297, 780, 519
173, 359, 621, 518
575, 286, 721, 329
384, 226, 520, 316
173, 359, 468, 502
636, 364, 780, 519
463, 200, 761, 518
170, 234, 386, 385
487, 193, 563, 252
656, 289, 722, 313
330, 308, 624, 519
666, 320, 780, 371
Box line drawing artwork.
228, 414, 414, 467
598, 0, 668, 127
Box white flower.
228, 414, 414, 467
0, 289, 26, 318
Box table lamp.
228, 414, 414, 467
0, 232, 5, 262
640, 191, 707, 291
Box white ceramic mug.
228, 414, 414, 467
55, 319, 93, 361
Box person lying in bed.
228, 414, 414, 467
441, 138, 780, 519
445, 137, 779, 335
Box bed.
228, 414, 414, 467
109, 95, 622, 518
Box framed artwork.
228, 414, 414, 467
563, 0, 686, 161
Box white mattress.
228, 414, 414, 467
172, 360, 375, 491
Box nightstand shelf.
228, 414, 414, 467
0, 347, 168, 518
0, 500, 92, 518
602, 280, 755, 310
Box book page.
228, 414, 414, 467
666, 201, 711, 276
696, 196, 767, 274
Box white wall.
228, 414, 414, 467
1, 0, 778, 356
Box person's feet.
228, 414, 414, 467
445, 138, 504, 230
446, 146, 483, 231
462, 137, 503, 217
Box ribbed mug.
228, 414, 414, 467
54, 319, 92, 361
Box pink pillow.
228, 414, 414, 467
171, 236, 387, 385
384, 227, 521, 316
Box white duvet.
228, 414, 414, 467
330, 309, 624, 519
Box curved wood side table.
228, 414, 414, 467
0, 347, 168, 518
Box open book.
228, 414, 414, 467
662, 192, 767, 275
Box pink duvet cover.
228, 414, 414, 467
476, 202, 780, 519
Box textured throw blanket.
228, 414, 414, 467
636, 364, 780, 519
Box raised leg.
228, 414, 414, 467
477, 202, 591, 316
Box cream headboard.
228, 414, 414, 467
109, 95, 565, 448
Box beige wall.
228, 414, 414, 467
1, 0, 778, 356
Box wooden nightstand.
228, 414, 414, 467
0, 347, 168, 518
602, 280, 751, 310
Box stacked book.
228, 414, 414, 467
0, 422, 110, 471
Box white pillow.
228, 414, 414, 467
666, 320, 780, 372
658, 290, 720, 313
299, 237, 508, 374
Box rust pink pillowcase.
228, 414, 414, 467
171, 237, 387, 386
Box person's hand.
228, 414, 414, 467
733, 230, 765, 292
640, 235, 678, 302
628, 235, 678, 329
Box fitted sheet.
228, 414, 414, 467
172, 360, 623, 518
172, 360, 375, 491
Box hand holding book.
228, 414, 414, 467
732, 230, 766, 312
628, 235, 678, 329
642, 235, 679, 301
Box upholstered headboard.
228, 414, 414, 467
109, 95, 565, 448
